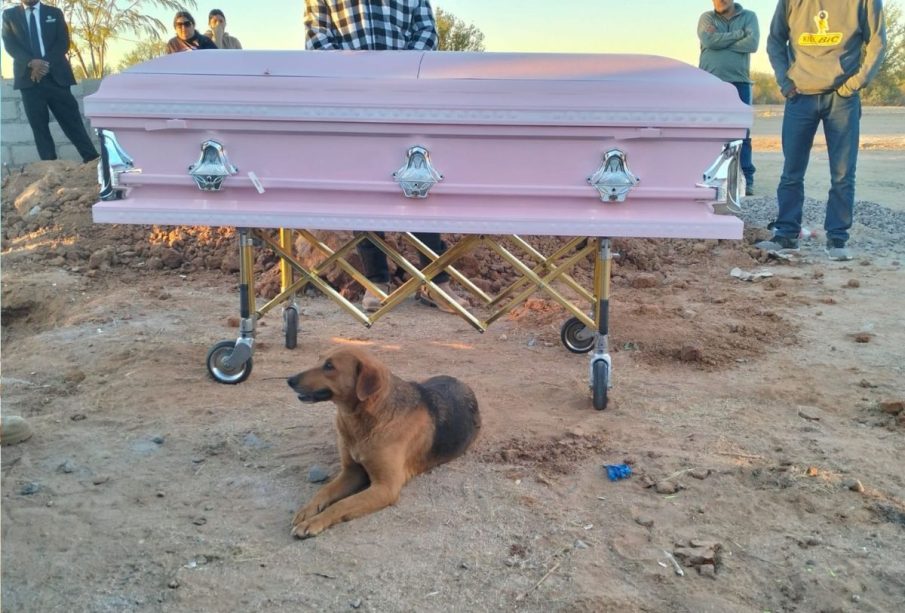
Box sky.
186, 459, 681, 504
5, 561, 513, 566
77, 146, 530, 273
1, 0, 797, 78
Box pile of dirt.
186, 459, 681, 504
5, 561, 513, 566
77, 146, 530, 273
1, 160, 792, 367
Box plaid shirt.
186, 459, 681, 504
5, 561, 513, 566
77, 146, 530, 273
304, 0, 437, 50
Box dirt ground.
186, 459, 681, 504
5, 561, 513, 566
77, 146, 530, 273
2, 111, 905, 612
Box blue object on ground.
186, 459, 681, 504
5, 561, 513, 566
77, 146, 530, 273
604, 464, 632, 481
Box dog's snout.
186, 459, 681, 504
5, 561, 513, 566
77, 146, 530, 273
287, 374, 299, 389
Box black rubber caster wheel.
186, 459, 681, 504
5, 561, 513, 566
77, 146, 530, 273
206, 340, 253, 384
561, 317, 595, 354
284, 307, 299, 350
592, 360, 609, 411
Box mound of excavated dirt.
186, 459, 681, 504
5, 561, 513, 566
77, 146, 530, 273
2, 160, 790, 368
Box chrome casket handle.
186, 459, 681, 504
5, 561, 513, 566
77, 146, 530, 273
97, 129, 138, 201
697, 140, 744, 214
393, 145, 443, 199
588, 149, 640, 202
188, 140, 238, 192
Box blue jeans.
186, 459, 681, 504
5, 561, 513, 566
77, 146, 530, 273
357, 232, 450, 285
732, 82, 755, 184
775, 91, 861, 242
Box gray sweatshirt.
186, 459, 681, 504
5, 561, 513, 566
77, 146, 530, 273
698, 3, 760, 84
767, 0, 887, 96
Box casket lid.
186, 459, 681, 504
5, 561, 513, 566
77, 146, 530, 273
87, 51, 751, 129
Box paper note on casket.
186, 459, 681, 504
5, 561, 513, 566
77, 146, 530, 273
85, 50, 751, 239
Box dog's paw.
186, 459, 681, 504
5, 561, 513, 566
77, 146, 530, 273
290, 517, 326, 539
292, 503, 319, 525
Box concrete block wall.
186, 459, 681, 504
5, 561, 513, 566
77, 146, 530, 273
1, 78, 101, 168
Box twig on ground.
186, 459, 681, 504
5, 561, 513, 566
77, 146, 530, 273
516, 559, 563, 601
663, 550, 685, 577
715, 451, 764, 460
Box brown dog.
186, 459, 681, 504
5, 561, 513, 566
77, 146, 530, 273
286, 347, 481, 538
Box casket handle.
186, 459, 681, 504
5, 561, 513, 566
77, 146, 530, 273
588, 149, 640, 202
188, 140, 238, 192
393, 145, 443, 199
97, 129, 139, 201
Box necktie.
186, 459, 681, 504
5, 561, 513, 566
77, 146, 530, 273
28, 8, 42, 57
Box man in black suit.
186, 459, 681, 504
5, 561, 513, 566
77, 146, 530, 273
2, 0, 99, 162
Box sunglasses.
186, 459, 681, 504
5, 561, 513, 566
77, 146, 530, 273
175, 21, 193, 27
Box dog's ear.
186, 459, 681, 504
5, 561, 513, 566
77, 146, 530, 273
355, 354, 388, 403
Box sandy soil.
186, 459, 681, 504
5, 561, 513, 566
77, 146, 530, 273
2, 111, 905, 612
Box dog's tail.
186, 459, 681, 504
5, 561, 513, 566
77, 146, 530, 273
419, 376, 481, 465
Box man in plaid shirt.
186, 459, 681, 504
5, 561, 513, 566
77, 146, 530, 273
304, 0, 468, 314
304, 0, 437, 50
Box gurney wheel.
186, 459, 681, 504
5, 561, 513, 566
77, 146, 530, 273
284, 307, 299, 350
561, 317, 595, 354
592, 360, 609, 411
206, 340, 253, 384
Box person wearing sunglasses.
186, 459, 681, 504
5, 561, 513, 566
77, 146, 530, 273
166, 10, 217, 54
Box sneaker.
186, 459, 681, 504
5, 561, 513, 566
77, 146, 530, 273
825, 239, 853, 261
754, 235, 800, 253
362, 283, 389, 313
745, 183, 755, 196
1, 415, 33, 446
418, 281, 468, 314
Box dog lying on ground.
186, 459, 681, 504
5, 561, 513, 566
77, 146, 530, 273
286, 347, 481, 538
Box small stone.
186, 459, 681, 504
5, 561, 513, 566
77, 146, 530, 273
58, 460, 76, 474
307, 465, 329, 483
152, 436, 165, 445
655, 480, 678, 495
92, 475, 110, 485
168, 579, 180, 589
70, 413, 87, 421
698, 563, 717, 578
678, 343, 704, 363
690, 468, 711, 480
846, 480, 865, 493
635, 516, 655, 528
242, 432, 270, 449
853, 332, 873, 343
193, 517, 207, 526
350, 599, 362, 609
844, 278, 860, 288
156, 491, 166, 498
574, 539, 589, 549
851, 594, 861, 603
226, 316, 240, 328
63, 368, 86, 384
806, 466, 819, 477
879, 400, 904, 415
630, 273, 660, 289
20, 482, 41, 495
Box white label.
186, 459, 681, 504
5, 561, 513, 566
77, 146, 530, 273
247, 171, 265, 194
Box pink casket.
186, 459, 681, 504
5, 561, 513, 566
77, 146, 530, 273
85, 51, 751, 238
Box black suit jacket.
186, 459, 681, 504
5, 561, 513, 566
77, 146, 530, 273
2, 3, 77, 90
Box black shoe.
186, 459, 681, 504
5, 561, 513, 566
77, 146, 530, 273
754, 235, 800, 252
745, 184, 755, 196
825, 239, 853, 261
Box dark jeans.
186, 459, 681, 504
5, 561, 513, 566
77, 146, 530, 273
775, 91, 861, 243
357, 232, 450, 285
732, 82, 755, 185
20, 79, 99, 163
